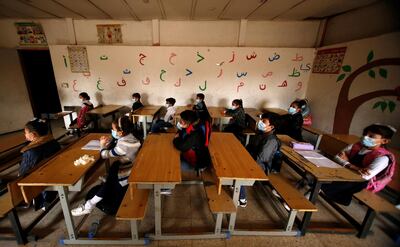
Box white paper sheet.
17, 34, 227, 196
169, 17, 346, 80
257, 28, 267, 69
81, 140, 101, 150
296, 150, 343, 168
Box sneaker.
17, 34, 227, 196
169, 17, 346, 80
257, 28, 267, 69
71, 204, 93, 216
271, 189, 281, 199
304, 191, 311, 200
98, 176, 106, 183
283, 202, 290, 211
160, 189, 172, 195
238, 199, 247, 208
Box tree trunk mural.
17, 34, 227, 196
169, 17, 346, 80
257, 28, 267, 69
332, 55, 400, 134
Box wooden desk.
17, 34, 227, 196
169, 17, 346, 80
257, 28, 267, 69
277, 134, 364, 236
331, 134, 359, 145
172, 106, 192, 124
88, 105, 125, 130
131, 105, 161, 139
128, 133, 180, 238
207, 107, 231, 131
263, 108, 287, 115
244, 108, 262, 123
208, 132, 268, 232
0, 131, 27, 155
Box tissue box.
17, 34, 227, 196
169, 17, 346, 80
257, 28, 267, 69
290, 141, 314, 151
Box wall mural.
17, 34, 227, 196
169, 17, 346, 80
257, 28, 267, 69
333, 50, 400, 134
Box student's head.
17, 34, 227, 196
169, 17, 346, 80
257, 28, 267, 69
132, 93, 141, 102
196, 93, 205, 103
111, 116, 133, 139
361, 124, 395, 148
288, 100, 304, 115
79, 92, 90, 101
166, 97, 176, 107
24, 119, 49, 141
178, 110, 198, 129
231, 99, 243, 110
257, 113, 278, 133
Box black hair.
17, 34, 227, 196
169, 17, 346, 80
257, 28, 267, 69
232, 99, 243, 108
132, 93, 141, 99
363, 124, 395, 139
196, 93, 205, 100
25, 119, 49, 136
261, 112, 279, 128
180, 110, 198, 124
291, 100, 305, 109
166, 97, 176, 106
113, 116, 133, 134
79, 92, 90, 100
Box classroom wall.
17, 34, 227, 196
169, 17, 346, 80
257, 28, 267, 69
0, 49, 34, 134
323, 0, 400, 46
306, 32, 400, 148
49, 45, 314, 110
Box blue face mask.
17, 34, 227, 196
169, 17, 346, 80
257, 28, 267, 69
257, 121, 266, 132
111, 129, 120, 139
288, 107, 297, 115
362, 136, 377, 148
176, 122, 183, 130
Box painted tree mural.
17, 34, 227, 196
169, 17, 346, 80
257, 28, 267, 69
333, 50, 400, 134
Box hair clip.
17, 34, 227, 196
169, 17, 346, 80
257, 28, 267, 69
374, 123, 397, 133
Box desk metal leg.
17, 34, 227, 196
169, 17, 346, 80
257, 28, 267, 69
228, 181, 241, 232
143, 116, 147, 139
358, 208, 376, 238
154, 184, 162, 236
299, 181, 321, 236
8, 208, 27, 245
219, 119, 223, 132
57, 186, 77, 240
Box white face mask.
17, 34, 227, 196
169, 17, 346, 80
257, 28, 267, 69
131, 98, 137, 103
231, 105, 238, 110
288, 107, 297, 115
165, 103, 170, 108
257, 121, 266, 132
195, 99, 201, 104
176, 122, 183, 130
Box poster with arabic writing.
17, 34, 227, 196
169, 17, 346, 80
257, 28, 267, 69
97, 24, 123, 44
312, 47, 347, 74
15, 22, 47, 46
68, 46, 90, 73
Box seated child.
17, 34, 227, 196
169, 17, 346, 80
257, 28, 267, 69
320, 124, 396, 206
279, 100, 304, 141
192, 93, 211, 122
131, 92, 144, 112
150, 98, 177, 133
71, 116, 141, 216
224, 99, 246, 139
239, 113, 281, 207
69, 92, 94, 130
299, 99, 312, 126
20, 119, 61, 210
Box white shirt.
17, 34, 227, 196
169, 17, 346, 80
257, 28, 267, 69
335, 144, 389, 180
163, 106, 177, 123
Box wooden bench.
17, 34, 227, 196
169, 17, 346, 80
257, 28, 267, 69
0, 156, 22, 174
268, 174, 317, 232
116, 185, 150, 242
202, 169, 236, 234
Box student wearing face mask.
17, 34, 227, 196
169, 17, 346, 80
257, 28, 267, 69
192, 93, 211, 122
238, 113, 282, 207
279, 100, 304, 141
150, 98, 177, 133
69, 92, 94, 131
319, 124, 396, 206
71, 116, 141, 216
131, 92, 144, 112
224, 99, 246, 140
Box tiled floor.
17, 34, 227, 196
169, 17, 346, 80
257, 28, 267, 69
0, 118, 399, 247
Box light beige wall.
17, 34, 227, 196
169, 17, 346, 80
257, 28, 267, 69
323, 0, 400, 46
306, 32, 400, 147
0, 49, 34, 133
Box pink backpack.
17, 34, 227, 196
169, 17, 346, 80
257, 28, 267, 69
349, 143, 396, 193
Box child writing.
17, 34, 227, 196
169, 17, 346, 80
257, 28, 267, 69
150, 97, 177, 133
224, 99, 246, 139
71, 116, 141, 216
20, 119, 61, 210
320, 124, 396, 206
69, 92, 94, 130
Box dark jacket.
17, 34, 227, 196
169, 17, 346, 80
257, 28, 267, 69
173, 123, 211, 170
132, 101, 144, 111
280, 112, 303, 141
247, 131, 280, 172
225, 107, 246, 129
193, 101, 211, 121
19, 136, 61, 176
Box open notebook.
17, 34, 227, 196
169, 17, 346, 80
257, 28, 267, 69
296, 150, 343, 168
81, 140, 101, 150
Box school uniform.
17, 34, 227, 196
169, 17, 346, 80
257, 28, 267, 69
321, 142, 394, 206
281, 112, 303, 141
131, 101, 144, 112
224, 107, 246, 134
151, 105, 177, 132
70, 100, 94, 129
247, 131, 280, 173
193, 101, 211, 121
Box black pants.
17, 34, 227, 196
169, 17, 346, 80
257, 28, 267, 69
321, 181, 369, 206
86, 161, 128, 215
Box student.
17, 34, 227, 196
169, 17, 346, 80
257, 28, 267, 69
69, 92, 94, 130
131, 92, 143, 112
320, 124, 396, 206
192, 93, 211, 122
224, 99, 246, 139
239, 113, 281, 207
20, 119, 61, 210
71, 116, 141, 216
173, 110, 211, 172
280, 100, 304, 141
150, 98, 177, 133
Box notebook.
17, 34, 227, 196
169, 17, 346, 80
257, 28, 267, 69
296, 150, 342, 168
81, 140, 101, 150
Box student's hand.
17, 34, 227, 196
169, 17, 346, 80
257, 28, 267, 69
174, 133, 180, 138
338, 152, 349, 161
100, 136, 110, 147
358, 168, 370, 176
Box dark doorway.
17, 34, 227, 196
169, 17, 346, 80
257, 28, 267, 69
18, 49, 61, 117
